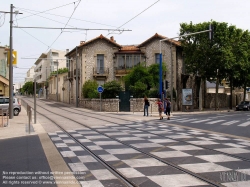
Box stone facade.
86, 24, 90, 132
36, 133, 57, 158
65, 34, 183, 111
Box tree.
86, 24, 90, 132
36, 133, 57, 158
21, 81, 34, 95
102, 81, 123, 99
82, 80, 99, 98
180, 21, 246, 109
124, 63, 166, 98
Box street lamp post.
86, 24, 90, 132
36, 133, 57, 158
160, 28, 212, 113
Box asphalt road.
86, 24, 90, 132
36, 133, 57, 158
169, 111, 250, 138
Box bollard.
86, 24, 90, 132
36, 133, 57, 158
28, 110, 31, 134
1, 109, 3, 127
7, 109, 9, 127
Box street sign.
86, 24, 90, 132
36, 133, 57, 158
97, 86, 104, 93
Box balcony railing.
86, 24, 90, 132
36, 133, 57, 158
73, 69, 80, 76
93, 67, 109, 77
115, 67, 131, 76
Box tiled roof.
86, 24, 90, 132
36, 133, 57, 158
115, 45, 143, 54
66, 34, 122, 56
137, 33, 181, 47
120, 45, 140, 51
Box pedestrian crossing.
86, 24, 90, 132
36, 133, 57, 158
169, 115, 250, 127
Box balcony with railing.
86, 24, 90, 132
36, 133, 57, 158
93, 67, 109, 78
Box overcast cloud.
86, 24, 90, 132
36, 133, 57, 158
0, 0, 250, 83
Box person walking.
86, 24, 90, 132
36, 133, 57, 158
155, 98, 164, 120
164, 98, 171, 120
143, 96, 150, 116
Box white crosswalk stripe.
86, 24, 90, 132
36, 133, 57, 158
206, 120, 226, 124
221, 120, 239, 125
191, 119, 211, 123
238, 121, 250, 127
178, 119, 198, 123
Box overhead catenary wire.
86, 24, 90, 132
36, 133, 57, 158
46, 0, 82, 51
106, 0, 160, 36
14, 24, 50, 48
0, 13, 6, 27
15, 0, 80, 21
17, 7, 121, 29
18, 9, 79, 30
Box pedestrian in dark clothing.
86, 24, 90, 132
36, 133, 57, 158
144, 96, 150, 116
164, 98, 171, 120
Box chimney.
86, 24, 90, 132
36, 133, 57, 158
110, 36, 114, 42
66, 49, 69, 53
80, 41, 85, 45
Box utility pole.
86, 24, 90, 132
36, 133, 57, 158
170, 43, 173, 113
0, 5, 22, 119
9, 4, 14, 119
75, 47, 79, 107
34, 78, 36, 124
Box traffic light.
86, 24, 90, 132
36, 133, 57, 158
165, 81, 169, 89
209, 24, 213, 40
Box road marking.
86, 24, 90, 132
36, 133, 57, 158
238, 121, 250, 127
221, 120, 239, 125
178, 119, 198, 123
191, 119, 211, 123
206, 120, 226, 124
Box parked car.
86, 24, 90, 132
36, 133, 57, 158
0, 97, 21, 116
236, 101, 250, 111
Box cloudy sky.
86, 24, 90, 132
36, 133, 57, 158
1, 0, 250, 83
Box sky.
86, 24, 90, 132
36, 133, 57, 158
1, 0, 250, 84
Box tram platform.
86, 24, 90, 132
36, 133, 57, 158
0, 109, 80, 187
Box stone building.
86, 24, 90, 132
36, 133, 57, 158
64, 33, 185, 111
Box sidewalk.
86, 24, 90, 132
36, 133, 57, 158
106, 108, 235, 119
0, 109, 80, 187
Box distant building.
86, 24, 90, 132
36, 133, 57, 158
34, 49, 67, 85
24, 66, 35, 83
0, 46, 9, 96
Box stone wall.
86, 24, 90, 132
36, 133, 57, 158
48, 93, 61, 102
130, 98, 160, 112
79, 99, 119, 112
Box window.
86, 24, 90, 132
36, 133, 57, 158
97, 54, 104, 73
96, 80, 105, 86
4, 98, 9, 103
117, 54, 141, 69
52, 52, 59, 57
155, 53, 160, 64
118, 55, 125, 69
0, 98, 4, 104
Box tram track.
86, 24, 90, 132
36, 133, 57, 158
21, 97, 227, 187
28, 97, 250, 163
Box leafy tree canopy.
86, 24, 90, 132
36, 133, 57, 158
82, 80, 99, 99
102, 81, 122, 99
21, 81, 34, 95
124, 63, 166, 98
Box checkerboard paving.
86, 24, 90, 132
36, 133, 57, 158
49, 130, 210, 187
102, 122, 250, 186
49, 121, 250, 187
